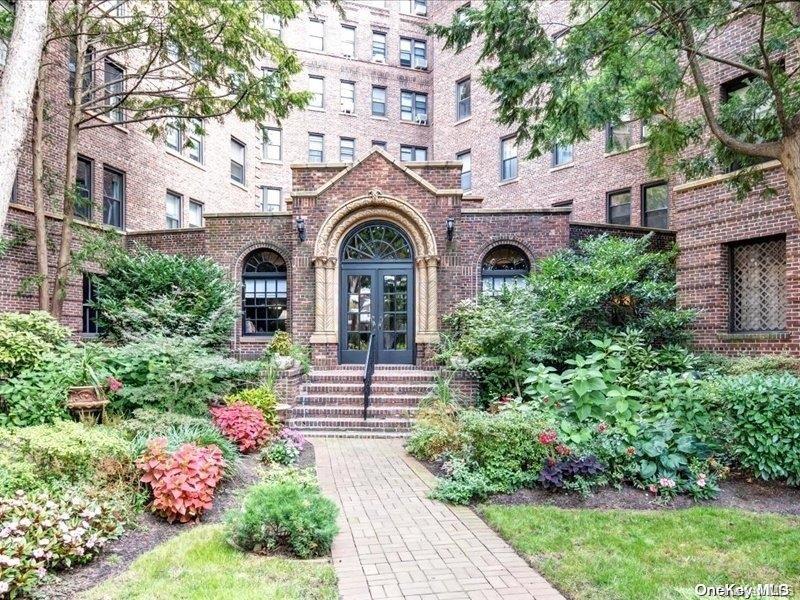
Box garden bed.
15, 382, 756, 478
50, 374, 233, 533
37, 442, 317, 599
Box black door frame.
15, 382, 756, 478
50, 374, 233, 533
338, 222, 415, 365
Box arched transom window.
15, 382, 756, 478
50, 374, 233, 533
481, 244, 530, 294
342, 223, 412, 261
242, 249, 287, 334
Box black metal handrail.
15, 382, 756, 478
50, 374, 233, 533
362, 329, 376, 421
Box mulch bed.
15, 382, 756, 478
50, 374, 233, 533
36, 442, 317, 600
422, 458, 800, 515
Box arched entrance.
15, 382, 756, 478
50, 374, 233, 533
339, 221, 414, 364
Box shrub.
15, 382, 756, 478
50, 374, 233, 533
713, 374, 800, 484
224, 387, 278, 426
210, 404, 270, 453
118, 408, 218, 439
720, 354, 800, 376
539, 455, 605, 490
261, 438, 300, 466
93, 246, 238, 347
429, 458, 492, 504
406, 376, 464, 461
439, 235, 694, 400
136, 438, 226, 523
0, 488, 130, 598
266, 331, 293, 356
104, 335, 261, 416
259, 466, 318, 490
0, 311, 71, 380
225, 480, 338, 558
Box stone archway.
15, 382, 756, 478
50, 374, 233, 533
311, 189, 439, 348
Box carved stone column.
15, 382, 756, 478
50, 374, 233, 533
310, 256, 336, 343
426, 256, 439, 337
416, 257, 429, 338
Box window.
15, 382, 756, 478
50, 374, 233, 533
104, 60, 124, 122
263, 13, 281, 36
372, 140, 387, 150
400, 145, 427, 162
721, 75, 773, 172
68, 45, 94, 103
262, 127, 281, 161
309, 76, 324, 109
341, 25, 355, 57
308, 133, 324, 162
340, 137, 355, 162
371, 86, 386, 117
188, 200, 203, 227
400, 38, 426, 68
607, 189, 631, 225
552, 143, 573, 166
606, 115, 633, 152
102, 0, 126, 17
75, 156, 93, 220
500, 136, 518, 180
242, 249, 288, 335
400, 0, 427, 16
456, 2, 470, 23
261, 187, 281, 212
730, 236, 786, 332
102, 167, 124, 228
642, 182, 668, 229
340, 80, 355, 113
481, 245, 530, 294
456, 150, 471, 190
456, 78, 471, 120
82, 274, 100, 335
308, 20, 324, 51
166, 119, 203, 164
400, 91, 428, 123
372, 31, 387, 60
166, 191, 182, 229
230, 138, 246, 184
641, 114, 664, 141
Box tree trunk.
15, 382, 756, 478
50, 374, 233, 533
50, 3, 86, 318
780, 134, 800, 223
32, 77, 49, 311
0, 0, 49, 235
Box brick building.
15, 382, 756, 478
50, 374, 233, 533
0, 0, 797, 361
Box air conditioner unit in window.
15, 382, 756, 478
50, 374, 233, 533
372, 54, 386, 63
341, 104, 354, 114
414, 113, 428, 125
414, 58, 428, 69
414, 5, 427, 15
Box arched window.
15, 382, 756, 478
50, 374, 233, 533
481, 244, 530, 294
242, 249, 287, 335
342, 223, 412, 261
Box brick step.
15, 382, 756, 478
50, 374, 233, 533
299, 430, 411, 439
304, 382, 435, 395
335, 364, 436, 371
298, 393, 425, 407
288, 416, 414, 432
308, 370, 438, 384
292, 404, 419, 419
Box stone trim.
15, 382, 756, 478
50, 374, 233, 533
570, 220, 675, 233
463, 207, 572, 215
673, 160, 782, 193
204, 211, 292, 218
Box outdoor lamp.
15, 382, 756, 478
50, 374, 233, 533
446, 217, 455, 242
296, 216, 306, 242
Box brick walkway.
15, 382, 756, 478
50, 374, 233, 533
314, 437, 566, 600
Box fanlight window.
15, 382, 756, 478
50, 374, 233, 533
242, 249, 287, 334
342, 224, 412, 261
481, 244, 530, 294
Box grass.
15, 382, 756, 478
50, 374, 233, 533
81, 525, 337, 600
480, 505, 800, 600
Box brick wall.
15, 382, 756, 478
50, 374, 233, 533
569, 222, 677, 251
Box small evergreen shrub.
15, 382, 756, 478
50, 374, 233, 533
136, 438, 226, 523
0, 311, 71, 380
210, 403, 270, 453
261, 438, 300, 466
225, 480, 338, 558
224, 386, 278, 426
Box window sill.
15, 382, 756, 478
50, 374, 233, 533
230, 180, 248, 191
717, 331, 791, 342
260, 159, 283, 166
81, 333, 100, 340
550, 162, 575, 173
166, 148, 206, 170
307, 106, 326, 113
499, 178, 519, 187
240, 335, 277, 342
454, 116, 472, 126
339, 111, 356, 117
400, 120, 430, 127
604, 142, 648, 158
371, 115, 389, 121
83, 109, 128, 133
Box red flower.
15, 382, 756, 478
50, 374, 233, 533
596, 422, 608, 433
538, 430, 558, 445
626, 446, 636, 457
106, 376, 123, 392
555, 444, 572, 456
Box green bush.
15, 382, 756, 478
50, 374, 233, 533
714, 374, 800, 484
266, 331, 293, 356
264, 332, 311, 374
118, 408, 216, 438
224, 386, 278, 426
718, 354, 800, 376
225, 480, 339, 558
0, 311, 71, 380
439, 235, 694, 401
260, 438, 299, 466
93, 246, 238, 347
104, 335, 261, 416
406, 377, 463, 462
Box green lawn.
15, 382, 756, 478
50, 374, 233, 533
480, 505, 800, 600
81, 525, 337, 600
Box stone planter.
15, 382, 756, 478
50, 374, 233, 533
67, 386, 109, 423
274, 355, 296, 371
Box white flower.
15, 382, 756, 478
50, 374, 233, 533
0, 581, 9, 593
32, 548, 45, 558
38, 538, 51, 546
697, 478, 707, 488
19, 518, 31, 528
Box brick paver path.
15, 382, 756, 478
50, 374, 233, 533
314, 437, 566, 600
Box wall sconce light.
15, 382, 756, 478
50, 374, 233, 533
296, 216, 306, 243
446, 217, 455, 242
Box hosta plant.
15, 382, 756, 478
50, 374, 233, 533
261, 438, 300, 466
136, 439, 225, 523
210, 403, 270, 453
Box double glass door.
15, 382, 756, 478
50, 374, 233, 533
340, 267, 413, 364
